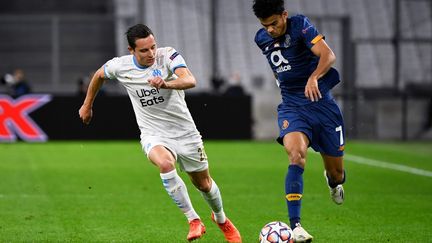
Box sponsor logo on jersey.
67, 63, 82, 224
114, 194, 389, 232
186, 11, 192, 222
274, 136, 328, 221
0, 94, 51, 142
270, 50, 291, 73
136, 88, 165, 107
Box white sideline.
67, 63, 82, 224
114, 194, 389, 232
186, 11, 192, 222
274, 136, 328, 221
345, 154, 432, 178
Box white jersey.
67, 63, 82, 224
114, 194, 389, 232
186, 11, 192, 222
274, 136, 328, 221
103, 47, 201, 139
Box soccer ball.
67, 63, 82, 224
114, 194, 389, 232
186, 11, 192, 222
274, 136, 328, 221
259, 221, 294, 243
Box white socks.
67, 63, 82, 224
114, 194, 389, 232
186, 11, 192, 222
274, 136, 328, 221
160, 170, 227, 224
160, 170, 199, 222
200, 179, 226, 224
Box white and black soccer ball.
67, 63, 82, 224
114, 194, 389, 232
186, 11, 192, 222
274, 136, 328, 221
259, 221, 294, 243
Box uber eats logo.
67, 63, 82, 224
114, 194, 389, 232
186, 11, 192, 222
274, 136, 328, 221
136, 88, 165, 107
270, 50, 291, 73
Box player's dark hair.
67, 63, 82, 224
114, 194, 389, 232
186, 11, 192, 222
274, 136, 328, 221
126, 24, 154, 49
252, 0, 285, 19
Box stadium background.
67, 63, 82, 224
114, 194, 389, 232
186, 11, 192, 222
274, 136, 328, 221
1, 1, 432, 242
0, 0, 431, 141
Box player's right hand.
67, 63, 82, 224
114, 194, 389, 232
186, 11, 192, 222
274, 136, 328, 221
305, 77, 322, 102
79, 105, 93, 125
148, 76, 168, 89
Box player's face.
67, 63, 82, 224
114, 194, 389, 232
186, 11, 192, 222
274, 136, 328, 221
259, 11, 288, 38
129, 35, 157, 66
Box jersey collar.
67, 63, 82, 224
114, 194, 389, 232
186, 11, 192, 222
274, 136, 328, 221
132, 56, 150, 70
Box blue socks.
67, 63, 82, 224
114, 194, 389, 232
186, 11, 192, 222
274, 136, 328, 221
285, 164, 304, 229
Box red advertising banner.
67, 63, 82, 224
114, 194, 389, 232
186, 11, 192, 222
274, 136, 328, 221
0, 94, 51, 142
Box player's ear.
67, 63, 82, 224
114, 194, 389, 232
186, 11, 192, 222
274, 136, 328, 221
127, 46, 134, 54
282, 10, 288, 18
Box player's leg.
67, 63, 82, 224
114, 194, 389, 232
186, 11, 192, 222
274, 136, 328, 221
314, 98, 346, 205
178, 140, 241, 243
283, 132, 313, 242
322, 154, 345, 204
147, 145, 205, 241
187, 168, 241, 243
187, 170, 224, 222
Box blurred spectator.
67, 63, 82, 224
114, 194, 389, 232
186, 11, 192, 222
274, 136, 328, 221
1, 68, 31, 98
252, 75, 265, 89
77, 78, 88, 97
425, 98, 432, 130
210, 74, 226, 94
77, 71, 106, 97
223, 72, 245, 96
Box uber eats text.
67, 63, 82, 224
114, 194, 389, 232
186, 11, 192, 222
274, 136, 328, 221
136, 88, 164, 107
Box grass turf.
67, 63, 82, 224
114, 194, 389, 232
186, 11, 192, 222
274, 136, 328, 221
0, 140, 431, 242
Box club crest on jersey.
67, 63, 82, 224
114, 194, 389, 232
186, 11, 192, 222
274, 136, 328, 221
152, 69, 162, 77
282, 120, 289, 130
284, 34, 291, 47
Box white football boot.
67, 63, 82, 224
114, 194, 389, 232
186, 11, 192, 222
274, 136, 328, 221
323, 170, 344, 205
292, 223, 313, 242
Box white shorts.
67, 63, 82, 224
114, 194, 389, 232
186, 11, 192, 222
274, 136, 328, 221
140, 135, 209, 172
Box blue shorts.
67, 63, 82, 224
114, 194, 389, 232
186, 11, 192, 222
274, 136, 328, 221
277, 98, 345, 157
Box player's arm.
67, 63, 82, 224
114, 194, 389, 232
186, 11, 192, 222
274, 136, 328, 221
305, 39, 336, 102
78, 67, 105, 124
148, 67, 196, 90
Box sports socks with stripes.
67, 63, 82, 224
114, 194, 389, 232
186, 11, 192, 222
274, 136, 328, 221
160, 169, 199, 222
285, 164, 304, 229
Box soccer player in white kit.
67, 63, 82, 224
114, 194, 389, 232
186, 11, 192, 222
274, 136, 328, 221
78, 24, 242, 242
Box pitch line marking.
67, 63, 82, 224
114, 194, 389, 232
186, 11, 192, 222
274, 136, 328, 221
345, 154, 432, 178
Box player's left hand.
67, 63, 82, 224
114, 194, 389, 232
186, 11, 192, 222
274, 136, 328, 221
305, 77, 322, 102
148, 76, 167, 89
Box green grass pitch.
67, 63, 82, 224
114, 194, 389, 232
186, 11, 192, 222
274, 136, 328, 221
0, 140, 431, 242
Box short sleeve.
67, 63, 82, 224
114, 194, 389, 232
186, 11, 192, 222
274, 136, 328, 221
103, 57, 121, 80
166, 47, 187, 73
300, 16, 324, 49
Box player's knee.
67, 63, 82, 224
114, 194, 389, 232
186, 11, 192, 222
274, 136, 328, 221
197, 175, 212, 192
157, 160, 176, 173
194, 178, 211, 192
196, 183, 211, 192
287, 148, 307, 166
